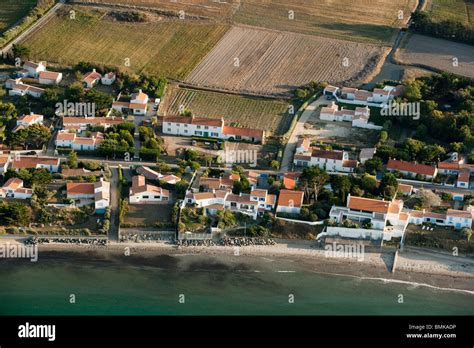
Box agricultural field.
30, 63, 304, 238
75, 0, 238, 19
20, 6, 229, 79
396, 34, 474, 79
427, 0, 474, 26
159, 85, 291, 135
233, 0, 418, 44
185, 25, 390, 96
0, 0, 36, 34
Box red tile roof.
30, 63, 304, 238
387, 159, 437, 176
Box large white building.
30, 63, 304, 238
23, 61, 46, 78
38, 71, 62, 85
329, 195, 409, 237
408, 209, 472, 230
323, 84, 404, 107
162, 115, 265, 144
66, 180, 110, 213
111, 89, 149, 116
0, 178, 32, 199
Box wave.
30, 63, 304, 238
311, 271, 474, 295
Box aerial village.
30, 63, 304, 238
0, 55, 471, 259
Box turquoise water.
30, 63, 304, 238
0, 251, 472, 315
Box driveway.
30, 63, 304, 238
280, 95, 326, 171
107, 167, 120, 241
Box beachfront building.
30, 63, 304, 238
276, 190, 305, 215
162, 115, 265, 144
129, 175, 170, 204
387, 159, 438, 180
186, 187, 275, 220
0, 178, 33, 199
66, 180, 110, 213
328, 194, 410, 240
408, 209, 472, 230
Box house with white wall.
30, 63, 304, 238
23, 61, 46, 78
55, 131, 104, 151
39, 71, 62, 85
129, 175, 170, 204
14, 113, 44, 132
0, 178, 32, 199
329, 195, 409, 237
62, 116, 124, 131
11, 156, 60, 172
387, 159, 438, 180
6, 79, 45, 98
294, 147, 358, 173
276, 190, 304, 215
0, 155, 11, 174
111, 89, 149, 116
66, 180, 110, 213
162, 115, 265, 144
408, 209, 472, 230
82, 69, 102, 88
101, 72, 116, 85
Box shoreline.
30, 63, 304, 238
11, 239, 473, 293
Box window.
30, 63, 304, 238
163, 197, 168, 201
167, 128, 171, 132
184, 124, 188, 127
143, 195, 149, 199
231, 202, 237, 207
204, 126, 209, 130
168, 123, 172, 126
236, 135, 241, 140
154, 196, 160, 199
184, 130, 188, 133
197, 125, 201, 129
259, 197, 265, 202
211, 132, 219, 137
195, 131, 202, 136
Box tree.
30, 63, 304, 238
12, 44, 30, 60
68, 151, 78, 169
461, 228, 472, 242
364, 158, 383, 175
269, 160, 279, 169
360, 173, 377, 193
332, 175, 351, 202
380, 173, 398, 199
299, 166, 329, 202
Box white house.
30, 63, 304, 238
0, 178, 32, 199
111, 89, 149, 116
23, 61, 46, 78
329, 195, 409, 236
129, 175, 170, 204
456, 169, 471, 189
387, 159, 438, 180
7, 80, 45, 98
162, 115, 265, 144
82, 69, 102, 88
320, 102, 381, 130
11, 156, 60, 172
67, 180, 110, 213
408, 209, 472, 230
294, 147, 358, 173
14, 113, 44, 132
55, 131, 104, 151
38, 71, 62, 85
276, 190, 304, 215
101, 72, 116, 85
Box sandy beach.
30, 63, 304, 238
15, 239, 473, 293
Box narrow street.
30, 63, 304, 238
107, 167, 120, 241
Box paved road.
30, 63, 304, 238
107, 167, 120, 241
0, 1, 64, 55
280, 95, 326, 172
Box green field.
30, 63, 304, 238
0, 0, 36, 34
159, 85, 291, 135
233, 0, 418, 44
21, 6, 229, 79
428, 0, 474, 25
